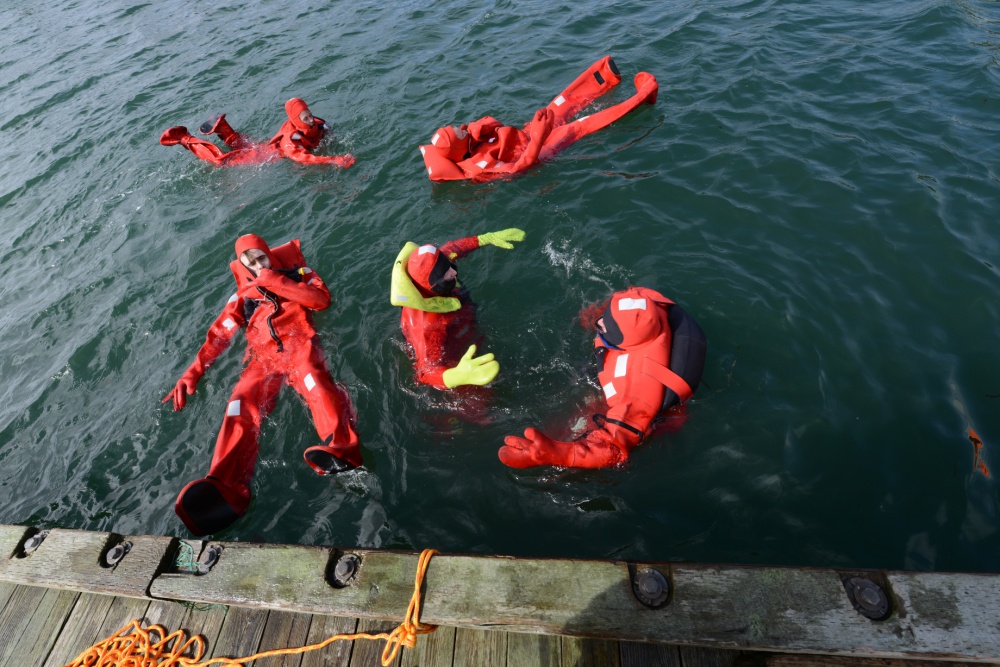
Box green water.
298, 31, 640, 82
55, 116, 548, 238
0, 0, 998, 572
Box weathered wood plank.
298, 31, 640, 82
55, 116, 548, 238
300, 614, 358, 667
453, 627, 507, 667
506, 630, 561, 667
254, 609, 312, 667
147, 547, 1000, 661
349, 618, 398, 667
0, 587, 79, 667
400, 624, 455, 667
0, 528, 174, 598
0, 526, 29, 561
678, 645, 745, 667
41, 593, 117, 667
142, 597, 228, 661
0, 585, 48, 660
561, 635, 621, 667
209, 605, 270, 661
620, 640, 681, 667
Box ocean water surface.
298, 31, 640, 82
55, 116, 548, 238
0, 0, 998, 572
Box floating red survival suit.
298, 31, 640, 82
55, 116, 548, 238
419, 56, 658, 182
159, 98, 355, 168
165, 234, 361, 536
396, 236, 487, 389
499, 287, 706, 469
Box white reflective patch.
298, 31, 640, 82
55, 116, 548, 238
427, 167, 433, 175
222, 318, 236, 331
419, 245, 437, 255
603, 382, 617, 399
420, 146, 426, 156
291, 132, 301, 141
618, 298, 647, 311
302, 267, 312, 274
431, 132, 440, 146
576, 114, 591, 123
554, 95, 566, 106
396, 294, 409, 302
488, 137, 496, 143
228, 293, 238, 303
304, 373, 316, 391
615, 354, 629, 378
476, 160, 489, 169
227, 400, 241, 417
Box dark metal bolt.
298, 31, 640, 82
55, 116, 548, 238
844, 577, 891, 621
104, 541, 132, 567
632, 567, 670, 608
332, 554, 360, 587
198, 546, 221, 574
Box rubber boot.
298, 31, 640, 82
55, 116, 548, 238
174, 475, 251, 536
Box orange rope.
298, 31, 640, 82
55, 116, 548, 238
62, 548, 440, 667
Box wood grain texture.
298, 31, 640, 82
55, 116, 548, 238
0, 587, 78, 667
506, 630, 562, 667
40, 592, 117, 667
300, 614, 358, 667
453, 627, 507, 667
0, 529, 174, 598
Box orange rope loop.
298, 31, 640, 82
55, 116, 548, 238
62, 548, 440, 667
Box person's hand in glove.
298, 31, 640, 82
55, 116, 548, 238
162, 364, 204, 411
477, 228, 525, 250
442, 344, 500, 388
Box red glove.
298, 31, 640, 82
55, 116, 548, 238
499, 426, 627, 469
162, 364, 204, 411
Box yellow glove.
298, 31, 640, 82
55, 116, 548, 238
442, 344, 500, 388
477, 228, 525, 250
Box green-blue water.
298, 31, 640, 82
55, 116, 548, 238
0, 0, 998, 572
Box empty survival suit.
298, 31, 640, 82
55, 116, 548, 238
499, 287, 706, 469
159, 98, 355, 168
419, 56, 658, 182
390, 229, 525, 390
164, 234, 361, 536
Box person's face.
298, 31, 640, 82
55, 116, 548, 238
298, 109, 315, 127
597, 317, 607, 333
240, 248, 271, 276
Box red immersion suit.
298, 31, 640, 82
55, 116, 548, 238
419, 56, 658, 182
159, 98, 355, 168
499, 287, 706, 469
399, 236, 485, 389
166, 234, 361, 536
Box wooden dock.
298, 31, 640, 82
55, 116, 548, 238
0, 524, 996, 666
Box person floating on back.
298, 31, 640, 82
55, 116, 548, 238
419, 56, 657, 182
164, 234, 362, 536
499, 287, 706, 469
390, 228, 525, 390
160, 98, 355, 168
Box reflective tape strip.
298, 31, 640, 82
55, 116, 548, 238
476, 160, 489, 169
304, 373, 316, 391
222, 318, 236, 331
431, 132, 440, 146
419, 245, 437, 254
420, 146, 426, 156
614, 354, 629, 378
228, 293, 238, 303
395, 294, 409, 301
618, 298, 647, 311
554, 95, 566, 106
576, 114, 590, 123
227, 400, 241, 417
427, 167, 433, 176
291, 132, 301, 141
603, 382, 617, 399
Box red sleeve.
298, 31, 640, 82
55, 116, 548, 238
439, 236, 481, 261
189, 293, 246, 374
401, 309, 451, 389
280, 137, 354, 167
248, 268, 331, 310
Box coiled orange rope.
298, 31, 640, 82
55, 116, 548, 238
62, 548, 440, 667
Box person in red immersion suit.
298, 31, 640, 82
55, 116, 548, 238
419, 56, 658, 182
390, 228, 526, 390
159, 98, 355, 168
499, 287, 707, 469
164, 234, 362, 536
